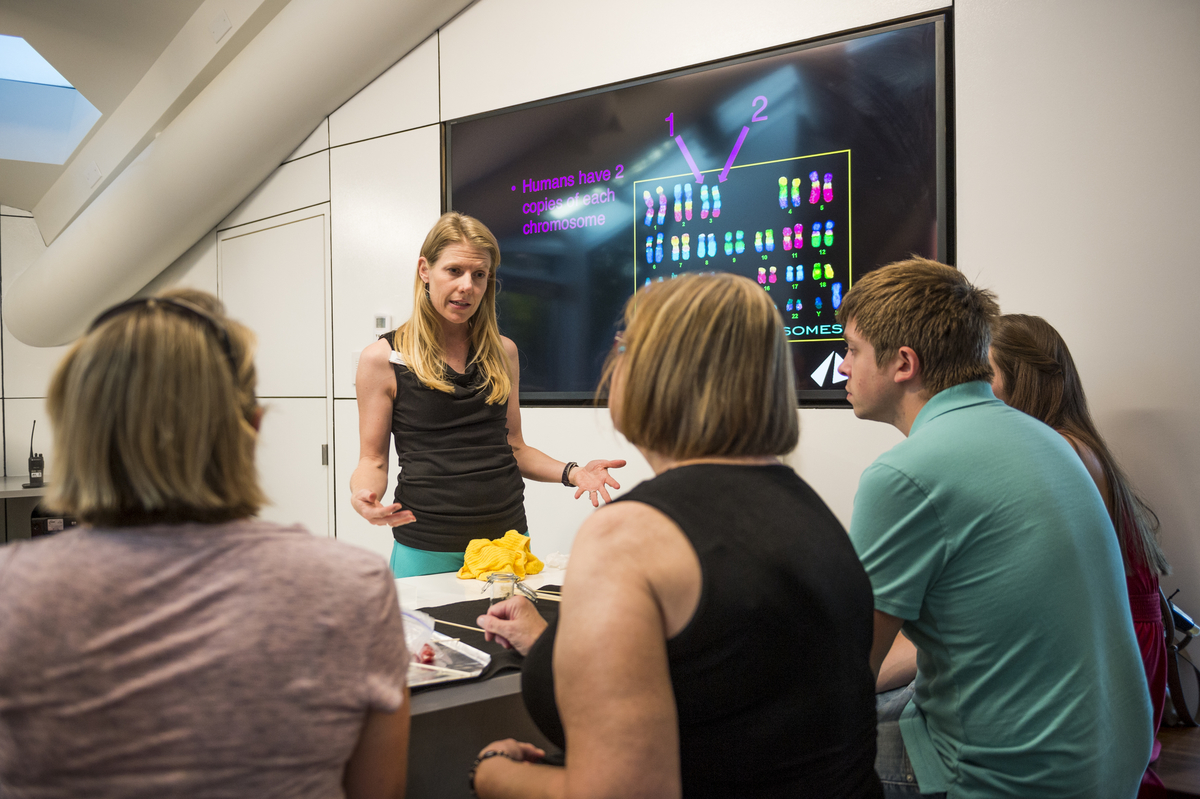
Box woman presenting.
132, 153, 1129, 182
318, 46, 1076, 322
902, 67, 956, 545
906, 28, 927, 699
351, 212, 624, 578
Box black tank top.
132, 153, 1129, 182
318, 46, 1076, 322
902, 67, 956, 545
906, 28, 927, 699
382, 332, 526, 552
521, 463, 882, 798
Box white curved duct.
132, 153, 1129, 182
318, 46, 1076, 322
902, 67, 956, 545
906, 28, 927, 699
5, 0, 471, 347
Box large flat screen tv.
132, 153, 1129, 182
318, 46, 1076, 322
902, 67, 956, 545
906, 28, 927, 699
446, 15, 949, 404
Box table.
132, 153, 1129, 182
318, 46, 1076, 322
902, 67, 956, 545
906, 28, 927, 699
397, 568, 564, 799
1, 478, 49, 542
0, 476, 48, 499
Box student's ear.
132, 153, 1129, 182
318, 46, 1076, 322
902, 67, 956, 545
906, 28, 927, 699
893, 346, 921, 385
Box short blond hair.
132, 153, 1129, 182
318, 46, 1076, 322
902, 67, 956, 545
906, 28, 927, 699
46, 291, 266, 525
836, 257, 998, 395
396, 212, 511, 403
603, 273, 798, 460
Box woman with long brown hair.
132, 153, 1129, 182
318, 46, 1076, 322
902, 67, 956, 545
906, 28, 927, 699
990, 313, 1169, 762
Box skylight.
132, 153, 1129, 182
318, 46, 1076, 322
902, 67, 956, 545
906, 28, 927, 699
0, 34, 101, 165
0, 35, 72, 87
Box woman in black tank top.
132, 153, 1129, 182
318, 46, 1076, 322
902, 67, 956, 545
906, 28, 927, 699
348, 213, 625, 576
472, 274, 881, 798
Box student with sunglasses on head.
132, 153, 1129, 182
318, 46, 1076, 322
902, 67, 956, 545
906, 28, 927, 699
0, 290, 410, 799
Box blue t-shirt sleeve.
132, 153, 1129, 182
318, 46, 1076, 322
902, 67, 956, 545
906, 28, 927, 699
849, 462, 947, 621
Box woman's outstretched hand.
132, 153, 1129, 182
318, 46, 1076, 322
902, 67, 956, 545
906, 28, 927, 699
477, 596, 548, 656
350, 489, 416, 527
571, 459, 627, 507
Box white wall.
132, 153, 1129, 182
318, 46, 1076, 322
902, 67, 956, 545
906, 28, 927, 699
5, 0, 1197, 597
953, 0, 1200, 596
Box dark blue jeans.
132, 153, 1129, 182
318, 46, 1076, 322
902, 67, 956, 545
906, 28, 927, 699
876, 683, 947, 799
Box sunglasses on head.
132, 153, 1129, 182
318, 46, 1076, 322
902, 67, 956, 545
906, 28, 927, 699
88, 297, 237, 376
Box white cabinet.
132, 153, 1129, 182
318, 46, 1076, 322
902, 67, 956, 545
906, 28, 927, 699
255, 397, 330, 533
218, 206, 334, 536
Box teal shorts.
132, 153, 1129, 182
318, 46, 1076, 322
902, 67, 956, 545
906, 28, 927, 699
389, 540, 465, 578
388, 531, 533, 579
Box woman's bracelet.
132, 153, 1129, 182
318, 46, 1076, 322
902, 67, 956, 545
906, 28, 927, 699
469, 750, 515, 797
560, 461, 578, 487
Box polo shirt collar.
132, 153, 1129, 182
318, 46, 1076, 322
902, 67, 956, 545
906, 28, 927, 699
908, 381, 998, 436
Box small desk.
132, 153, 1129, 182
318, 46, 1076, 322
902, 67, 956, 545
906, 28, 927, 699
0, 478, 49, 541
397, 569, 564, 799
0, 477, 48, 499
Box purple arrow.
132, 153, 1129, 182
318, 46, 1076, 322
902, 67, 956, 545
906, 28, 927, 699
674, 135, 705, 184
719, 126, 750, 183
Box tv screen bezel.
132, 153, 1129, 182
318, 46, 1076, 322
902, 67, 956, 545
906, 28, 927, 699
443, 12, 953, 408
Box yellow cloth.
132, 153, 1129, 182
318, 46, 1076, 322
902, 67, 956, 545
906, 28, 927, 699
457, 530, 544, 581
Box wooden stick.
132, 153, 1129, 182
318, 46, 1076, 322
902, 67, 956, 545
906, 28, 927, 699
432, 618, 485, 634
535, 592, 561, 602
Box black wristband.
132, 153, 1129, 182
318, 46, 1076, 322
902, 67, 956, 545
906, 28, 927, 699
469, 750, 514, 797
561, 461, 578, 487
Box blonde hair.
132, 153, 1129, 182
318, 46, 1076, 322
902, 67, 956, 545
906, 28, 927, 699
601, 273, 799, 460
395, 212, 511, 404
46, 290, 266, 525
836, 257, 998, 395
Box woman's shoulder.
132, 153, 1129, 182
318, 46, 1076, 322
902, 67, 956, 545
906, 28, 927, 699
1058, 430, 1109, 496
500, 335, 518, 359
571, 500, 690, 579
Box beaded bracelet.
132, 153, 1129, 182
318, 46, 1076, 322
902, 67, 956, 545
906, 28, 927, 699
560, 461, 578, 487
469, 750, 514, 797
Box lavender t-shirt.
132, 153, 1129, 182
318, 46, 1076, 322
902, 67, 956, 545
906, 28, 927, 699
0, 519, 407, 798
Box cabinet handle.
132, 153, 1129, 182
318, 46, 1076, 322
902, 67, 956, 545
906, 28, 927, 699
321, 444, 328, 466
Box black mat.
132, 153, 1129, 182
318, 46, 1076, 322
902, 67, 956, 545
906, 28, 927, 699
414, 586, 560, 693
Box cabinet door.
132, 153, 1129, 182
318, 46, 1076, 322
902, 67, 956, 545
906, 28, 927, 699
218, 207, 334, 535
219, 210, 329, 398
255, 397, 329, 534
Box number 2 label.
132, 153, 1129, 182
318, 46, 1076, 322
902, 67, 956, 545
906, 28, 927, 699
751, 96, 768, 122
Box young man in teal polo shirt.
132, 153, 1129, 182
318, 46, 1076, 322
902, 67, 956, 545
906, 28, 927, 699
837, 258, 1151, 799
